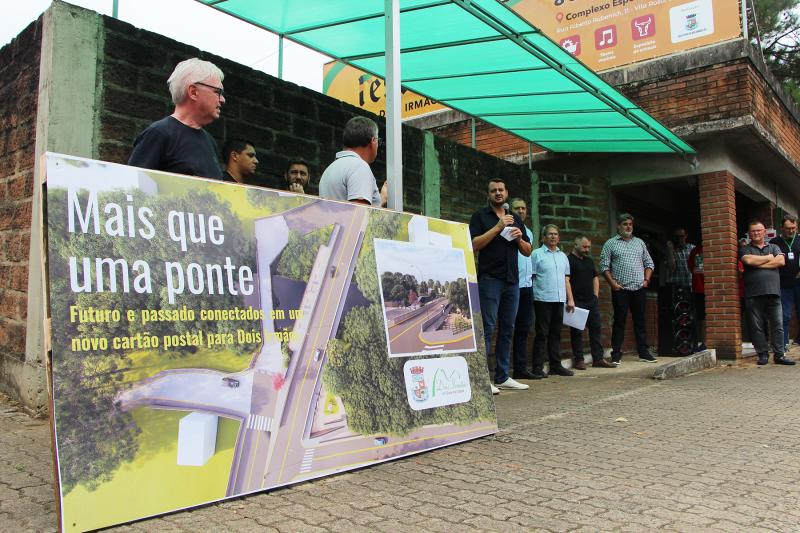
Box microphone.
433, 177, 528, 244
502, 202, 509, 215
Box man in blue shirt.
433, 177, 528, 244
531, 224, 575, 377
507, 198, 538, 380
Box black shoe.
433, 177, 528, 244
513, 371, 540, 380
530, 372, 548, 379
775, 356, 797, 365
638, 353, 657, 363
550, 366, 574, 377
757, 355, 769, 365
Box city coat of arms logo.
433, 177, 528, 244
410, 365, 429, 402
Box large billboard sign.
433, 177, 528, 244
43, 153, 497, 532
511, 0, 742, 71
322, 0, 741, 117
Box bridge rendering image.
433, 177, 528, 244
43, 154, 497, 532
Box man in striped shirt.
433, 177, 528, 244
599, 213, 656, 364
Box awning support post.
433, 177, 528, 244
385, 0, 403, 211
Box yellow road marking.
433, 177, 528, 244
389, 306, 438, 342
417, 330, 474, 346
244, 429, 262, 490
275, 208, 364, 483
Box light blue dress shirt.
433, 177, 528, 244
518, 227, 534, 288
532, 244, 570, 302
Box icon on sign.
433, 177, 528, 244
594, 25, 616, 49
556, 12, 564, 22
632, 15, 655, 40
685, 12, 698, 30
559, 35, 581, 56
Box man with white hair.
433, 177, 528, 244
128, 58, 225, 179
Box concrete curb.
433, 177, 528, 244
652, 349, 717, 380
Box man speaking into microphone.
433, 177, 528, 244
469, 179, 532, 393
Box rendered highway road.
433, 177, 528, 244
387, 298, 475, 355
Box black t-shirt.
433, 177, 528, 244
128, 116, 222, 179
468, 206, 530, 284
567, 253, 597, 302
769, 235, 800, 288
739, 242, 783, 297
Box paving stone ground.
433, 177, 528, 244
3, 348, 800, 532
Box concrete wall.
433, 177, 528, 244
1, 1, 532, 410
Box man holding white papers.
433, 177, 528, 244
531, 224, 575, 377
568, 236, 615, 369
469, 179, 532, 392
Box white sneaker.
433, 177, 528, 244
496, 377, 529, 390
490, 383, 500, 395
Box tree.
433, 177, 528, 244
750, 0, 800, 102
446, 277, 471, 317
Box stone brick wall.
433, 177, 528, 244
0, 20, 41, 394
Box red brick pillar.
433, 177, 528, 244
698, 171, 741, 359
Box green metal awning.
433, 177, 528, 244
197, 0, 694, 156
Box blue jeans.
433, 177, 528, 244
479, 276, 520, 384
780, 285, 800, 346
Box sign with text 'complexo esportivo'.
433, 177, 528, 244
43, 153, 496, 532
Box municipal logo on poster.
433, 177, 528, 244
403, 357, 471, 410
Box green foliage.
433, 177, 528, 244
46, 187, 261, 494
751, 0, 800, 103
446, 277, 471, 318
276, 225, 334, 281
354, 211, 407, 302
323, 304, 494, 436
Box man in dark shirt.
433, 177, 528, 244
769, 215, 800, 349
221, 139, 258, 183
568, 236, 615, 369
739, 220, 795, 365
128, 58, 225, 179
469, 179, 532, 392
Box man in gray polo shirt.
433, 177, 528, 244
319, 116, 385, 207
739, 219, 796, 365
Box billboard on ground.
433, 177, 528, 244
43, 153, 497, 532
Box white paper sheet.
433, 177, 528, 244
562, 304, 589, 330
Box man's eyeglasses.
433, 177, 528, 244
194, 81, 225, 99
374, 137, 384, 147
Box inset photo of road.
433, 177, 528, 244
374, 239, 477, 357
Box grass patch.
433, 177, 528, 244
61, 407, 240, 533
121, 347, 252, 384
323, 391, 340, 415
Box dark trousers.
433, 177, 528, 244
532, 301, 564, 372
511, 286, 534, 374
745, 294, 784, 358
779, 285, 800, 346
611, 288, 649, 360
570, 297, 604, 362
478, 276, 520, 384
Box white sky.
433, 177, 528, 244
1, 0, 330, 92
